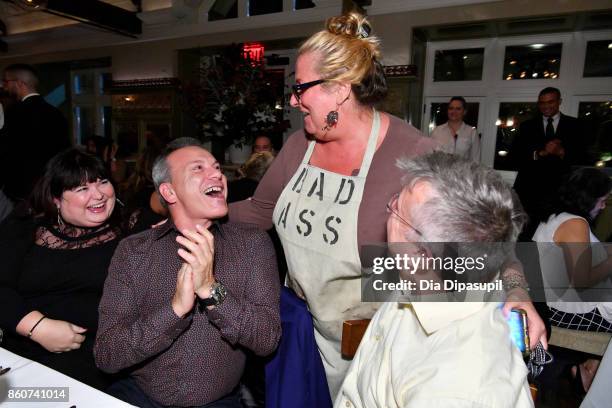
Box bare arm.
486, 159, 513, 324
229, 131, 304, 229
555, 218, 612, 288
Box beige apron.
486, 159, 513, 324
273, 110, 381, 398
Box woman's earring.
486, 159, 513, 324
322, 110, 339, 131
321, 93, 350, 132
57, 207, 65, 228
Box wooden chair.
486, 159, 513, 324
341, 319, 538, 401
549, 326, 611, 356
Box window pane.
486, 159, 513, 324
249, 0, 282, 16
503, 43, 561, 81
578, 101, 612, 164
427, 102, 480, 133
102, 106, 112, 139
493, 102, 537, 170
74, 106, 95, 144
294, 0, 315, 10
73, 72, 95, 95
583, 40, 612, 78
208, 0, 237, 21
433, 48, 484, 82
99, 73, 113, 95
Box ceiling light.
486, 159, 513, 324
506, 119, 514, 127
531, 44, 545, 49
498, 150, 508, 157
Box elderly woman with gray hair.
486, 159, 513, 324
337, 152, 535, 408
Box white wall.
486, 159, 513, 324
1, 0, 610, 80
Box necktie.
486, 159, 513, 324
545, 117, 555, 140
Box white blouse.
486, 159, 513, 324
533, 212, 612, 321
430, 122, 480, 162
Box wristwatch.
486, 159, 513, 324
199, 281, 227, 307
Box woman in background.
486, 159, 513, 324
227, 151, 275, 203
533, 167, 612, 395
430, 96, 480, 161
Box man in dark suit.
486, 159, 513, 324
0, 64, 70, 203
511, 87, 587, 240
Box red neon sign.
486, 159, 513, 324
243, 42, 265, 62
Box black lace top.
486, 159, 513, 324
0, 216, 120, 389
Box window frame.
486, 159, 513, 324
422, 29, 612, 168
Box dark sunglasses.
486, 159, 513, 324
291, 79, 326, 103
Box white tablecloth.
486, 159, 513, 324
0, 347, 133, 407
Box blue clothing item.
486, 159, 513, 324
265, 287, 332, 408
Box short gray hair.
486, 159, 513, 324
397, 151, 525, 243
152, 137, 206, 206
4, 64, 39, 90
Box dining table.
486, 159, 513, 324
0, 346, 133, 407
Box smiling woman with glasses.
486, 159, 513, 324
229, 11, 437, 397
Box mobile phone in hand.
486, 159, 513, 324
507, 308, 530, 357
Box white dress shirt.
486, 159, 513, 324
431, 122, 481, 162
21, 92, 40, 102
336, 302, 534, 408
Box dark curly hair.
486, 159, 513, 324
549, 168, 612, 222
30, 147, 112, 221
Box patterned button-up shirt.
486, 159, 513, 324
94, 220, 281, 406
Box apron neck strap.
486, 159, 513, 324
357, 109, 380, 177
301, 109, 382, 176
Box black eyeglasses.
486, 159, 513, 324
386, 193, 422, 237
291, 79, 326, 103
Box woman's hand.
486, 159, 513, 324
502, 287, 548, 350
30, 318, 87, 353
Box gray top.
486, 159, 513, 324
229, 114, 436, 259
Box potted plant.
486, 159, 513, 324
180, 44, 286, 163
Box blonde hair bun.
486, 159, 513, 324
299, 11, 387, 106
327, 12, 371, 39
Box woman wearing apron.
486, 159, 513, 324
230, 12, 546, 398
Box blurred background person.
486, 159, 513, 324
0, 148, 120, 390
83, 135, 111, 159
0, 64, 69, 204
227, 151, 275, 203
430, 96, 480, 162
533, 167, 612, 397
253, 134, 276, 155
533, 167, 612, 332
512, 87, 588, 241
120, 144, 168, 234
